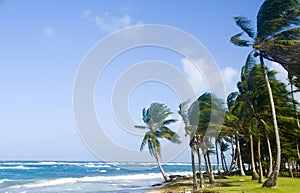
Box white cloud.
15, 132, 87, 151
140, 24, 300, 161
181, 58, 208, 95
82, 10, 142, 33
269, 61, 289, 85
222, 66, 238, 95
223, 67, 238, 83
181, 58, 239, 99
43, 27, 55, 37
268, 61, 300, 102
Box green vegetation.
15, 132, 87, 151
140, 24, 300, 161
230, 0, 300, 187
153, 176, 300, 193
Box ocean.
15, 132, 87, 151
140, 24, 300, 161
0, 161, 197, 193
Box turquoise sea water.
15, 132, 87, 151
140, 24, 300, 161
0, 161, 197, 193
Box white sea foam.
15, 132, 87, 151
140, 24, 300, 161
164, 162, 191, 166
10, 173, 163, 189
84, 163, 111, 168
0, 165, 36, 170
35, 161, 80, 166
12, 178, 77, 188
14, 161, 81, 166
2, 162, 23, 165
0, 179, 12, 184
79, 173, 163, 182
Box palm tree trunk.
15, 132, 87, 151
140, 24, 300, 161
229, 136, 236, 172
215, 140, 221, 174
236, 133, 246, 176
154, 150, 170, 182
297, 141, 300, 161
250, 132, 259, 180
203, 153, 210, 178
207, 152, 215, 184
266, 134, 273, 177
221, 152, 229, 172
288, 158, 294, 178
221, 151, 226, 172
258, 129, 264, 183
196, 137, 204, 188
290, 75, 300, 162
260, 56, 281, 188
191, 141, 198, 192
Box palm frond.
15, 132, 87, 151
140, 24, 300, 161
277, 115, 297, 124
220, 141, 230, 152
230, 32, 252, 47
142, 108, 150, 124
234, 16, 256, 38
135, 125, 148, 130
259, 38, 300, 66
245, 51, 257, 73
162, 119, 177, 125
273, 27, 300, 40
148, 103, 172, 125
159, 126, 182, 144
259, 118, 271, 131
147, 138, 155, 157
178, 101, 191, 125
140, 132, 150, 151
227, 91, 239, 109
257, 0, 300, 38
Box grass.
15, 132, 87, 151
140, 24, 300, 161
150, 176, 300, 193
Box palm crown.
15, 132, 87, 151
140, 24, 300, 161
231, 0, 300, 86
135, 102, 181, 158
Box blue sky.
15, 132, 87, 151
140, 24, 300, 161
1, 0, 288, 162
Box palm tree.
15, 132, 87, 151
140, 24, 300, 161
231, 0, 300, 187
193, 93, 224, 184
220, 141, 230, 172
136, 102, 181, 182
178, 93, 224, 189
226, 92, 246, 176
178, 101, 200, 191
229, 57, 260, 180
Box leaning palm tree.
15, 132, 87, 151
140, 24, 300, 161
231, 0, 300, 188
178, 101, 200, 191
135, 102, 181, 182
191, 93, 224, 184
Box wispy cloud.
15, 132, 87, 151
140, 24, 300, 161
82, 10, 142, 33
269, 61, 300, 100
269, 61, 288, 85
43, 27, 55, 37
181, 58, 207, 95
222, 66, 238, 94
181, 58, 238, 98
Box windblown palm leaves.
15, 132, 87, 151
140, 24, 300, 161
137, 103, 181, 157
231, 0, 300, 87
179, 93, 225, 190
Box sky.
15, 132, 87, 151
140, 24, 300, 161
1, 0, 291, 162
